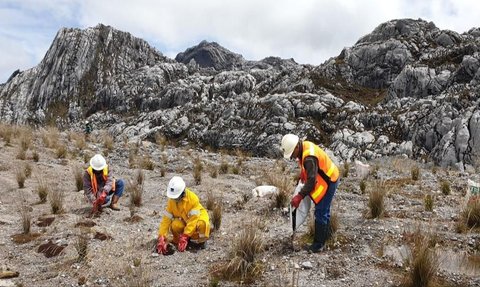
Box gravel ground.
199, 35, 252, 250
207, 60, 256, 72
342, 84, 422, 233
0, 128, 479, 287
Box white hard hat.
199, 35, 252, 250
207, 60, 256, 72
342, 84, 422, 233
281, 134, 299, 159
166, 176, 186, 199
85, 120, 89, 124
90, 154, 107, 171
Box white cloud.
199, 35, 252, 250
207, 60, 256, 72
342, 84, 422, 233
1, 0, 480, 83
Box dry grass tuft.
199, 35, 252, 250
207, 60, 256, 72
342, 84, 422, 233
128, 176, 144, 207
135, 169, 144, 186
264, 171, 293, 209
341, 161, 350, 178
36, 177, 49, 203
212, 203, 223, 231
49, 189, 64, 214
74, 166, 84, 191
219, 159, 229, 174
19, 205, 31, 234
42, 127, 60, 148
424, 194, 433, 212
411, 166, 420, 181
462, 201, 480, 229
219, 223, 264, 281
75, 234, 89, 262
205, 190, 216, 211
24, 163, 32, 178
402, 230, 439, 287
155, 133, 167, 151
0, 123, 13, 145
19, 131, 32, 151
193, 156, 203, 185
209, 165, 218, 178
140, 155, 155, 171
55, 144, 68, 159
32, 150, 40, 162
16, 147, 26, 160
440, 180, 450, 195
103, 133, 114, 151
359, 179, 367, 194
368, 182, 385, 218
16, 168, 26, 188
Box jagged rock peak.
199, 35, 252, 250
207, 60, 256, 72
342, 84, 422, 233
175, 40, 244, 70
356, 18, 438, 44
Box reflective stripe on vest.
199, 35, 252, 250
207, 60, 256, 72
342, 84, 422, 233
299, 141, 339, 204
87, 165, 116, 195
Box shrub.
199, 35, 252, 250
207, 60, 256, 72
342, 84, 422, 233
220, 224, 264, 281
193, 156, 203, 185
462, 201, 480, 229
49, 189, 64, 214
368, 188, 385, 218
440, 180, 450, 195
359, 180, 367, 194
16, 168, 26, 188
424, 194, 433, 212
74, 166, 84, 191
411, 166, 420, 181
19, 205, 31, 234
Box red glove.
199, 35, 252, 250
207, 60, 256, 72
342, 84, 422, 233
178, 234, 189, 252
290, 194, 304, 209
96, 191, 107, 205
157, 236, 167, 255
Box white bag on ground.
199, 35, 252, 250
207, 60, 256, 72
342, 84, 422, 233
355, 160, 370, 178
252, 185, 278, 198
466, 179, 480, 203
290, 183, 312, 232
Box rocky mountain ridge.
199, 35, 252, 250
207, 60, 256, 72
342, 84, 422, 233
1, 19, 480, 168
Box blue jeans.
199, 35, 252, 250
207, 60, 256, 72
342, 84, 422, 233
113, 179, 124, 197
314, 180, 338, 224
102, 179, 124, 207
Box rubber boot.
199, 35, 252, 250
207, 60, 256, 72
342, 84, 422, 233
110, 195, 120, 211
309, 221, 328, 253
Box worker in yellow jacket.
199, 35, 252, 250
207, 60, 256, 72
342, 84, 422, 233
157, 176, 210, 254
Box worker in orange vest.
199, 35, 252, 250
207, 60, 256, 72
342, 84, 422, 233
281, 134, 340, 252
83, 154, 124, 214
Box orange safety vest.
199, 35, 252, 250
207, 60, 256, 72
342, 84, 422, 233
87, 165, 116, 195
299, 141, 339, 204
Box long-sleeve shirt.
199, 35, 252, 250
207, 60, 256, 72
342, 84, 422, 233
83, 170, 114, 203
299, 156, 318, 198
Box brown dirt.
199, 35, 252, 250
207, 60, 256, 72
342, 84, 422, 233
74, 220, 96, 228
93, 232, 112, 241
36, 216, 55, 227
10, 233, 41, 244
37, 241, 66, 258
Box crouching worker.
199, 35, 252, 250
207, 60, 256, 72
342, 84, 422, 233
83, 154, 124, 214
157, 176, 210, 254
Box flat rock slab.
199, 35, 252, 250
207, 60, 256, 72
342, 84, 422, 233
0, 270, 19, 279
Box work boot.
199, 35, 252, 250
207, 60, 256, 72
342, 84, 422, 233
309, 221, 328, 253
110, 195, 120, 211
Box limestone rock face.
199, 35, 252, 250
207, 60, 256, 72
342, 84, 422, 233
1, 19, 480, 168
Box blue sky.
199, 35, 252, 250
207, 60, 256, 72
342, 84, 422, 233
1, 0, 479, 83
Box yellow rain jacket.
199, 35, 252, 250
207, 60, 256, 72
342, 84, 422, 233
158, 188, 210, 238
